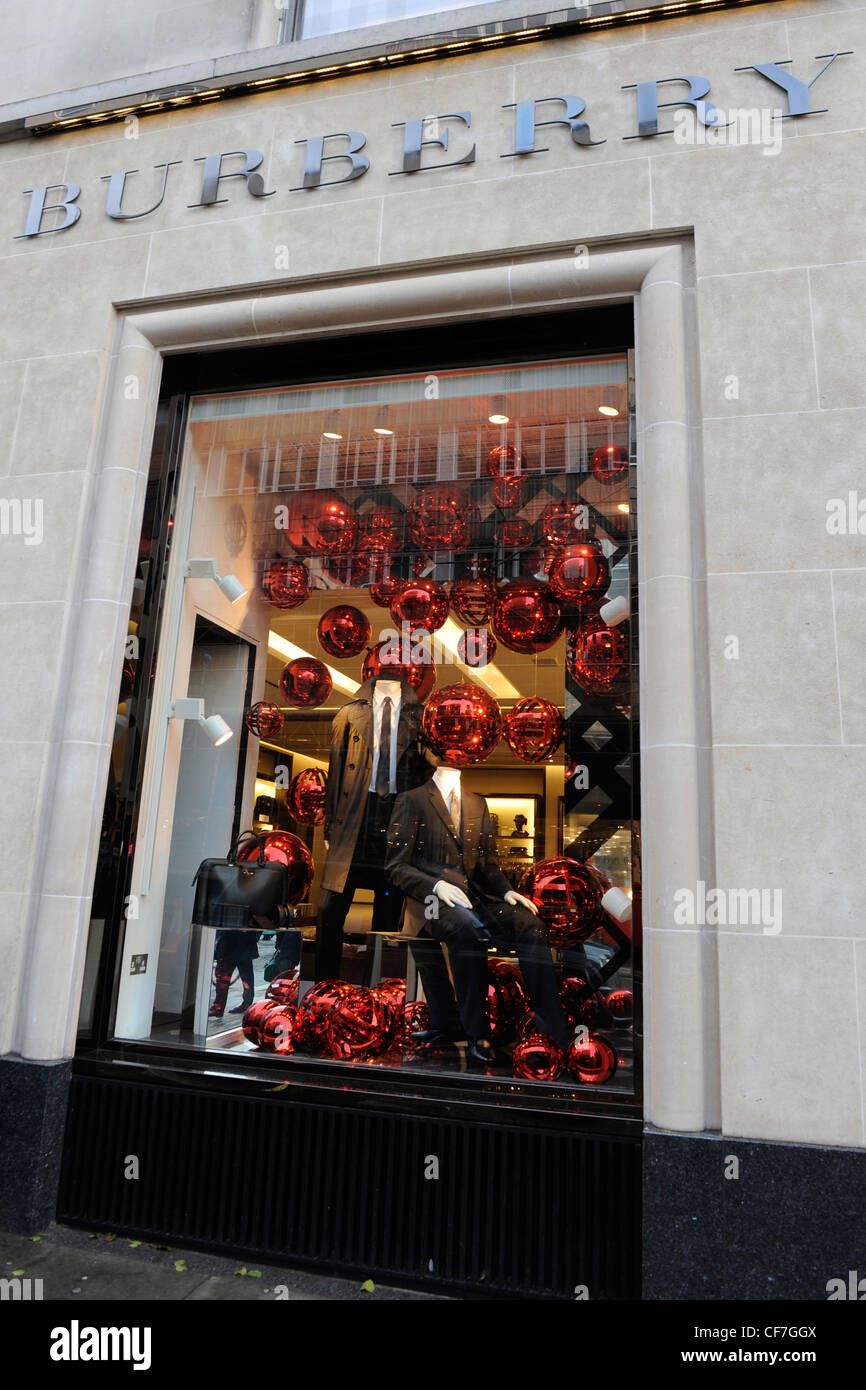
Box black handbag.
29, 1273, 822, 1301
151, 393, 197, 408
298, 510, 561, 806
192, 830, 290, 928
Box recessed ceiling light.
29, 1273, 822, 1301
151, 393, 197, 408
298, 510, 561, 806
322, 413, 343, 440
599, 404, 619, 417
488, 394, 510, 425
373, 408, 393, 436
617, 503, 630, 513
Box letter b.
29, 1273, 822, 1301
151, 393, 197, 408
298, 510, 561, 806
17, 184, 82, 238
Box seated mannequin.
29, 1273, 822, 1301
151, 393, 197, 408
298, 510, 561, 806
386, 761, 571, 1064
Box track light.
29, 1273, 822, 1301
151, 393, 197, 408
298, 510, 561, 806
373, 409, 393, 436
184, 557, 247, 604
171, 698, 234, 747
488, 394, 510, 425
322, 414, 343, 440
598, 391, 620, 418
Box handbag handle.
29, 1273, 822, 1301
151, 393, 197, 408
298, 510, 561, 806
228, 829, 266, 865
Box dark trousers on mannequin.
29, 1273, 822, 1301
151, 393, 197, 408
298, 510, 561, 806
412, 899, 571, 1047
316, 792, 402, 980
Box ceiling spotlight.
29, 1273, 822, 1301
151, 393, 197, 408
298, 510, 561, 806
184, 558, 247, 604
322, 414, 343, 440
598, 390, 620, 418
488, 394, 510, 425
617, 503, 630, 514
171, 698, 234, 747
373, 409, 394, 436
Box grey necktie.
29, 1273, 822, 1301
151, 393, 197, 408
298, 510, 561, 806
375, 696, 392, 797
448, 789, 461, 840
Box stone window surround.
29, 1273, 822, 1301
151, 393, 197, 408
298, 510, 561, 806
22, 235, 718, 1137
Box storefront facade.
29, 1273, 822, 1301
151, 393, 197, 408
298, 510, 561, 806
1, 0, 864, 1299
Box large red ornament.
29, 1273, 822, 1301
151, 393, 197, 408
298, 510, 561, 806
605, 988, 634, 1027
370, 570, 403, 609
262, 559, 310, 610
266, 973, 300, 1007
487, 443, 526, 481
323, 986, 394, 1060
566, 1036, 617, 1085
363, 640, 436, 701
491, 476, 526, 512
279, 656, 332, 708
566, 617, 630, 697
260, 1004, 295, 1054
295, 979, 354, 1048
450, 574, 495, 626
358, 506, 403, 555
539, 499, 592, 547
244, 701, 284, 738
291, 1007, 318, 1052
457, 628, 496, 668
390, 577, 449, 633
242, 999, 281, 1047
504, 697, 564, 762
407, 484, 479, 551
513, 1033, 565, 1082
591, 444, 629, 484
486, 960, 528, 1044
491, 578, 562, 654
288, 768, 327, 826
499, 517, 532, 548
560, 977, 603, 1029
548, 543, 610, 607
520, 858, 608, 947
238, 831, 313, 905
284, 491, 358, 555
317, 605, 371, 659
371, 979, 407, 1048
421, 682, 502, 765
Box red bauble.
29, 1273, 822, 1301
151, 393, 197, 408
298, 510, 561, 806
296, 979, 354, 1048
491, 476, 526, 512
500, 517, 532, 549
539, 499, 592, 547
238, 831, 313, 905
403, 1000, 431, 1037
259, 1004, 295, 1054
390, 577, 449, 633
358, 506, 403, 555
487, 443, 526, 480
242, 999, 281, 1047
288, 768, 327, 826
369, 571, 403, 608
323, 986, 394, 1060
362, 640, 436, 701
591, 444, 629, 484
284, 491, 358, 556
244, 701, 284, 738
291, 1007, 318, 1052
513, 1033, 565, 1082
450, 575, 495, 626
373, 978, 407, 1006
372, 979, 407, 1047
457, 628, 496, 668
279, 656, 332, 708
486, 960, 528, 1044
559, 977, 603, 1029
266, 973, 300, 1007
491, 578, 562, 654
566, 1036, 617, 1085
504, 697, 564, 762
262, 559, 310, 609
566, 617, 630, 697
520, 858, 608, 947
605, 988, 634, 1026
317, 605, 371, 659
421, 682, 502, 766
548, 543, 610, 607
407, 484, 478, 551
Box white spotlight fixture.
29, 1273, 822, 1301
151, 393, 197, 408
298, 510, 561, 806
373, 409, 394, 436
184, 558, 247, 604
488, 394, 510, 425
322, 414, 343, 440
171, 698, 234, 747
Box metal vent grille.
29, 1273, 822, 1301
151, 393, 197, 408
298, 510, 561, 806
58, 1072, 640, 1299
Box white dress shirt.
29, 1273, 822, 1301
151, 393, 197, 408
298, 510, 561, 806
369, 681, 402, 794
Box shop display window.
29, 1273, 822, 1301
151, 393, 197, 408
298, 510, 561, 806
89, 352, 639, 1095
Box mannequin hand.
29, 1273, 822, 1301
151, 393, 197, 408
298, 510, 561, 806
434, 880, 473, 910
504, 889, 538, 916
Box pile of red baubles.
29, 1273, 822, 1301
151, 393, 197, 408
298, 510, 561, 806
243, 978, 431, 1061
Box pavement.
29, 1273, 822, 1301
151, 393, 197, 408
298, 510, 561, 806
0, 1223, 448, 1301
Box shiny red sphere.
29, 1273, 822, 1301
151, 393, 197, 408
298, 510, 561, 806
421, 682, 502, 766
520, 857, 608, 947
262, 559, 310, 609
605, 988, 634, 1026
548, 543, 610, 607
369, 571, 403, 608
491, 476, 526, 512
237, 831, 313, 906
457, 628, 496, 668
486, 959, 528, 1044
499, 517, 532, 549
362, 640, 436, 701
295, 980, 354, 1048
539, 499, 592, 547
317, 605, 371, 659
357, 506, 403, 555
566, 1036, 617, 1084
491, 578, 562, 654
504, 697, 564, 762
450, 574, 494, 626
566, 617, 630, 697
407, 483, 479, 551
260, 1004, 295, 1054
487, 443, 526, 480
559, 977, 603, 1029
323, 986, 394, 1060
242, 999, 281, 1047
288, 768, 327, 826
390, 577, 449, 633
266, 973, 300, 1007
244, 701, 284, 738
279, 656, 332, 708
284, 491, 358, 556
513, 1033, 565, 1082
591, 444, 629, 484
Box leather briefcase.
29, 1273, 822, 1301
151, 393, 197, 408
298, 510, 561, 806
192, 830, 290, 928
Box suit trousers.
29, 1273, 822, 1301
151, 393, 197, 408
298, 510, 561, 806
415, 898, 571, 1047
316, 792, 402, 980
